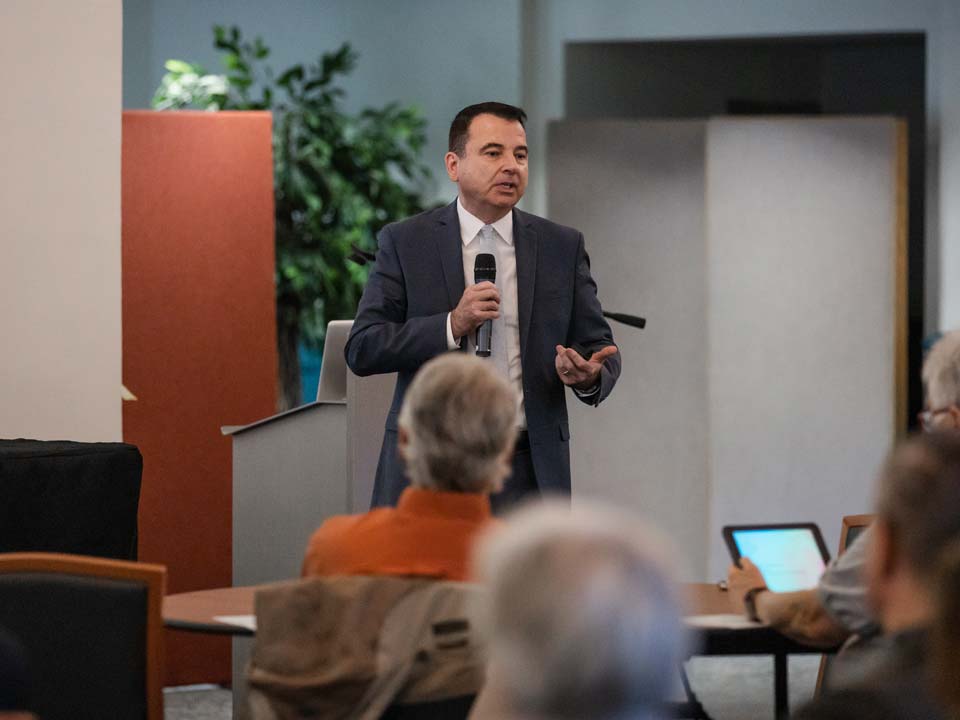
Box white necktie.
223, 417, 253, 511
478, 225, 510, 382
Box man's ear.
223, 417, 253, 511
487, 440, 516, 495
948, 404, 960, 427
397, 426, 410, 461
444, 151, 460, 182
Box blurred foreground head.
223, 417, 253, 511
867, 432, 960, 628
474, 499, 684, 720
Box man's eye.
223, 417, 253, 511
516, 154, 528, 161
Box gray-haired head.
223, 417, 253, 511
474, 499, 685, 720
923, 329, 960, 410
398, 352, 518, 493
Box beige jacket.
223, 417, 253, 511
245, 575, 486, 720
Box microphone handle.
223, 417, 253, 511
476, 319, 492, 357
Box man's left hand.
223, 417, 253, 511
555, 345, 618, 391
727, 557, 767, 614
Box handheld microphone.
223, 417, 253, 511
474, 253, 496, 357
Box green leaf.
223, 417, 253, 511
164, 59, 197, 74
277, 65, 305, 87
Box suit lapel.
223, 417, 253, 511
435, 201, 465, 313
513, 208, 537, 359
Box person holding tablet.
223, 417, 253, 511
727, 329, 960, 682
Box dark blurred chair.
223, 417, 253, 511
0, 440, 142, 560
0, 625, 33, 716
0, 552, 165, 720
245, 575, 482, 720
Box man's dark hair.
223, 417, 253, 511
448, 102, 527, 157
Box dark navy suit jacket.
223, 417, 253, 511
345, 200, 620, 507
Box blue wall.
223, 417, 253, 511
123, 0, 523, 205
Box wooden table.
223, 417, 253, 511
164, 585, 258, 636
163, 582, 821, 718
682, 584, 824, 719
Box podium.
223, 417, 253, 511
223, 321, 396, 717
223, 321, 395, 588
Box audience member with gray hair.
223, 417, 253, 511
302, 352, 517, 580
469, 500, 684, 720
920, 329, 960, 431
727, 328, 960, 683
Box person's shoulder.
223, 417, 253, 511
515, 208, 582, 243
795, 686, 947, 720
304, 508, 400, 575
380, 202, 455, 240
323, 506, 398, 531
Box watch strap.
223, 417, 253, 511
743, 585, 768, 622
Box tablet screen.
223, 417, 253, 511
730, 528, 827, 592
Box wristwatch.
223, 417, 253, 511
743, 586, 768, 622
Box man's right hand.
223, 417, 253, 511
450, 282, 500, 339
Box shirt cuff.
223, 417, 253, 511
446, 313, 461, 350
573, 382, 600, 398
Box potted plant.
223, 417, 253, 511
153, 26, 432, 409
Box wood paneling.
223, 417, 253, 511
122, 111, 277, 685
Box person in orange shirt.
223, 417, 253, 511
302, 352, 518, 580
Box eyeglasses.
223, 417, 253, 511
918, 406, 955, 432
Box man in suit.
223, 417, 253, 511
346, 102, 620, 511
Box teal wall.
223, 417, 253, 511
123, 0, 523, 204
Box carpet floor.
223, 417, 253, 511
164, 655, 822, 720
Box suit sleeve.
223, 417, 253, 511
568, 232, 621, 406
345, 225, 453, 376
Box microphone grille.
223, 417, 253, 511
474, 253, 496, 282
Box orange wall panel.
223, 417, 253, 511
122, 111, 277, 685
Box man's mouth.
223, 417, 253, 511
496, 182, 516, 190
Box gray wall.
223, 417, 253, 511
522, 0, 960, 331
704, 117, 899, 577
550, 118, 901, 579
550, 120, 709, 579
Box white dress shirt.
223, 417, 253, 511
446, 198, 526, 427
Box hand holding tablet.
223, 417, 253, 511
723, 523, 831, 593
